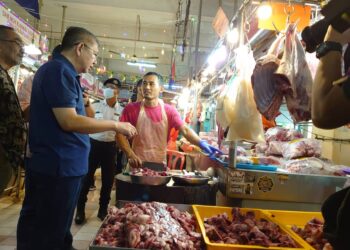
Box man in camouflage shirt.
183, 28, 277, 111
0, 25, 26, 194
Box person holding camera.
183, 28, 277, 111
311, 25, 350, 250
312, 26, 350, 128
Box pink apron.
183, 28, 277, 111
132, 100, 168, 164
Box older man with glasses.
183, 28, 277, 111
16, 27, 136, 250
0, 25, 26, 196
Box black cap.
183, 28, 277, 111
103, 78, 121, 88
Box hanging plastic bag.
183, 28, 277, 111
226, 46, 265, 143
215, 75, 237, 128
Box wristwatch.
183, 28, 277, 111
316, 41, 342, 59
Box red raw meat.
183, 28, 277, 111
94, 202, 202, 249
251, 35, 285, 120
291, 218, 332, 250
204, 207, 298, 247
131, 167, 168, 177
265, 127, 303, 143
274, 24, 313, 122
282, 139, 321, 159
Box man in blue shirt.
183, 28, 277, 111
16, 27, 137, 250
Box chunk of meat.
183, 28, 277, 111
274, 23, 313, 122
251, 35, 285, 120
205, 208, 298, 247
291, 218, 332, 250
94, 202, 202, 249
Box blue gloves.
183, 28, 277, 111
199, 140, 223, 158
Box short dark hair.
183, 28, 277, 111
143, 72, 163, 85
103, 78, 121, 88
0, 25, 14, 39
61, 26, 99, 51
136, 79, 143, 88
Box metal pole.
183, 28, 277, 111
193, 0, 202, 77
191, 0, 203, 133
229, 0, 244, 169
187, 19, 194, 84
229, 141, 237, 169
60, 5, 67, 39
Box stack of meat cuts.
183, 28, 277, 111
94, 202, 202, 249
204, 207, 298, 247
291, 218, 333, 250
251, 23, 313, 122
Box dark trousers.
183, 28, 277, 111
17, 169, 83, 250
77, 138, 117, 211
0, 149, 13, 195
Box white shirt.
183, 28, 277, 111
89, 100, 123, 142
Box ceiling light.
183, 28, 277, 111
226, 28, 239, 45
257, 3, 272, 20
161, 49, 164, 55
127, 61, 156, 68
207, 45, 227, 67
204, 65, 216, 75
24, 44, 42, 55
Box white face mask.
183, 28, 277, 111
103, 88, 115, 99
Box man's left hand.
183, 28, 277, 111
199, 140, 223, 158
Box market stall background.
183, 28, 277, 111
1, 0, 350, 249
2, 0, 349, 166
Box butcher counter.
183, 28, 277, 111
114, 174, 218, 205
216, 163, 348, 211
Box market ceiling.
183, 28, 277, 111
4, 0, 242, 85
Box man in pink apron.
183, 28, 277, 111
117, 72, 221, 169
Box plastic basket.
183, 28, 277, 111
192, 205, 309, 250
264, 210, 324, 250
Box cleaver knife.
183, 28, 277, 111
142, 161, 166, 171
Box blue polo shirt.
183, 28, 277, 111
28, 54, 90, 177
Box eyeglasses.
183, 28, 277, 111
83, 43, 99, 58
74, 42, 99, 58
0, 39, 24, 47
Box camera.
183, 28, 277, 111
301, 0, 350, 53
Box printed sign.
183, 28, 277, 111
257, 175, 274, 192
229, 170, 255, 195
212, 7, 229, 38
229, 170, 245, 183
0, 2, 40, 46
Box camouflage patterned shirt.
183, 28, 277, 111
0, 66, 26, 169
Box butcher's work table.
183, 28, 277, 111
217, 164, 348, 211
115, 174, 218, 205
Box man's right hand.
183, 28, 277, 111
128, 153, 143, 168
115, 122, 137, 138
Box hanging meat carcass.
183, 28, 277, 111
274, 23, 313, 122
252, 23, 313, 123
251, 35, 286, 120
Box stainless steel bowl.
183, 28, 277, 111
130, 174, 171, 186
172, 175, 210, 186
